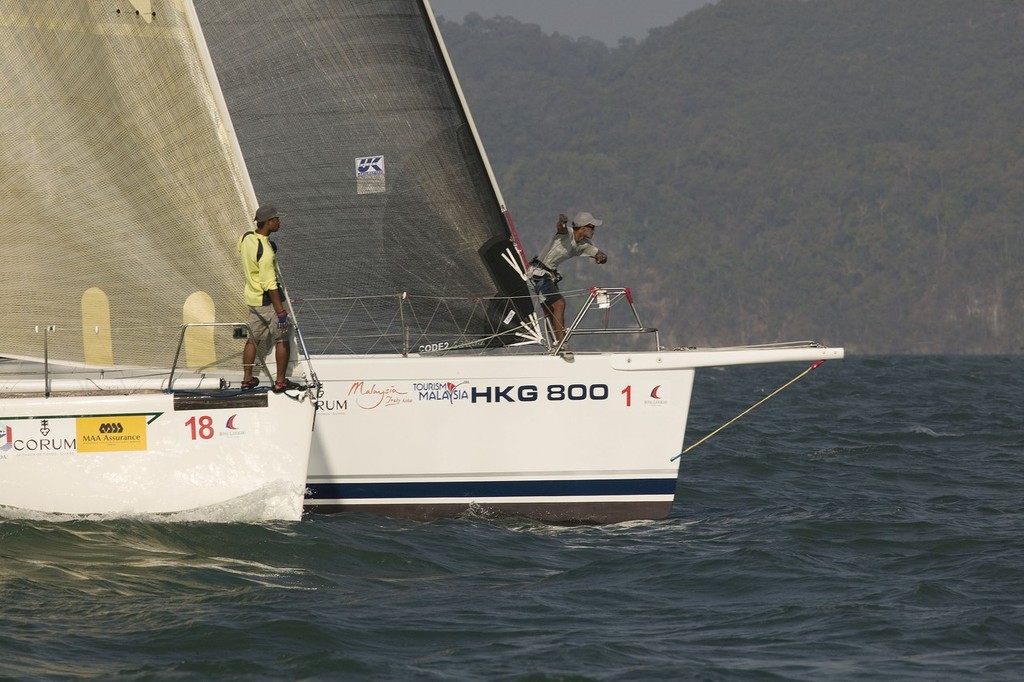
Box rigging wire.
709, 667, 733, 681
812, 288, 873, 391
672, 360, 827, 461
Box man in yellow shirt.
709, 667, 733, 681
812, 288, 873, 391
238, 205, 298, 392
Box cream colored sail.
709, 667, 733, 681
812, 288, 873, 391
1, 0, 253, 370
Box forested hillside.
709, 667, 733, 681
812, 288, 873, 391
436, 0, 1024, 353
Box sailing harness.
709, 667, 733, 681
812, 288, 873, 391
530, 257, 562, 283
241, 230, 279, 306
242, 230, 278, 262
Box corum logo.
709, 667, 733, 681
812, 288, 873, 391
98, 422, 124, 434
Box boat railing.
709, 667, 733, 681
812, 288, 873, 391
3, 322, 273, 397
289, 293, 528, 355
41, 323, 56, 397
555, 287, 660, 353
168, 322, 273, 391
289, 287, 659, 356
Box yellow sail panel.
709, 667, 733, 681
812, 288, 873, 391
81, 287, 114, 366
183, 291, 216, 370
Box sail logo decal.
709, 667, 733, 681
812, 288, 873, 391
216, 413, 252, 438
1, 425, 12, 451
77, 416, 147, 452
355, 155, 385, 195
216, 414, 249, 438
415, 381, 470, 404
356, 156, 383, 174
644, 385, 669, 407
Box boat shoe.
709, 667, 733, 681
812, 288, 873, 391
272, 378, 302, 393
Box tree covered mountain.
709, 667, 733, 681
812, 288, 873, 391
436, 0, 1024, 353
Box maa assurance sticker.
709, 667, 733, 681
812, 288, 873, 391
76, 416, 148, 452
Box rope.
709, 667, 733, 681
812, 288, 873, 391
671, 360, 827, 461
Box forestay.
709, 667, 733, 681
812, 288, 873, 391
196, 0, 535, 354
0, 0, 254, 371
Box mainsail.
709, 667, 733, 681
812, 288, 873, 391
196, 0, 535, 354
0, 0, 254, 370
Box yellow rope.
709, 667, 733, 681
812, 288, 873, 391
673, 360, 827, 460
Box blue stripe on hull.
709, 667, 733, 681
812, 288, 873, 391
305, 478, 677, 501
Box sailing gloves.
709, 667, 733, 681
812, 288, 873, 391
277, 309, 289, 330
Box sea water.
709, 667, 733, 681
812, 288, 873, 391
1, 356, 1022, 680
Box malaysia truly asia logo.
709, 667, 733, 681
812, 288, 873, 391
348, 381, 412, 409
414, 381, 470, 404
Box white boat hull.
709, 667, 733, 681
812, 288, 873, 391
306, 346, 844, 522
0, 389, 314, 520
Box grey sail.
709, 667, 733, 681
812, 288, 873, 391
195, 0, 535, 355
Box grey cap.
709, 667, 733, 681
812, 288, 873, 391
572, 211, 603, 228
254, 205, 283, 222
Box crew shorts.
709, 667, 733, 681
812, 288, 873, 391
247, 305, 288, 345
532, 275, 563, 305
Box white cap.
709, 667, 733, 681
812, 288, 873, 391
572, 211, 602, 227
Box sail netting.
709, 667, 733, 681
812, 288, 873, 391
196, 0, 536, 354
0, 0, 254, 371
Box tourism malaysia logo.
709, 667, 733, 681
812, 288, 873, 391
414, 380, 470, 404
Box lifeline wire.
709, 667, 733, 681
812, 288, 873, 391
671, 360, 827, 460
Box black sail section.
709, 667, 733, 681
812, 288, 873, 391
196, 0, 533, 354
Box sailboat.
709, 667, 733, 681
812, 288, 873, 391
0, 0, 316, 520
197, 0, 844, 522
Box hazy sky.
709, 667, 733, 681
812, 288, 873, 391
429, 0, 716, 45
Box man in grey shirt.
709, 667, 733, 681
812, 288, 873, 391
527, 211, 608, 356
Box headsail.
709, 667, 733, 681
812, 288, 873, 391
197, 0, 535, 354
0, 0, 255, 370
